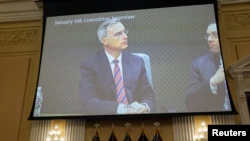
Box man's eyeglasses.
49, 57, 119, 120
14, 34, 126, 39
106, 29, 129, 38
204, 32, 218, 40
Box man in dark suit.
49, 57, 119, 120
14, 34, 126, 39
185, 22, 231, 112
79, 19, 155, 115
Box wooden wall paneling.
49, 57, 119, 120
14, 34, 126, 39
18, 52, 41, 141
218, 2, 250, 124
228, 38, 250, 60
0, 20, 42, 141
218, 5, 239, 124
0, 55, 30, 141
0, 52, 40, 141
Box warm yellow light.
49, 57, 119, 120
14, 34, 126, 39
199, 134, 205, 139
54, 136, 59, 140
201, 121, 206, 126
47, 123, 65, 141
202, 126, 207, 132
194, 135, 198, 140
46, 137, 51, 141
198, 128, 202, 133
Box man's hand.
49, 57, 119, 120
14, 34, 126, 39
127, 101, 148, 113
210, 66, 225, 87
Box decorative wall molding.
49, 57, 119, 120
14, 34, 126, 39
0, 1, 42, 22
228, 39, 250, 62
229, 55, 250, 75
236, 74, 248, 103
219, 0, 250, 5
225, 11, 250, 30
0, 0, 25, 3
173, 116, 195, 141
0, 10, 43, 22
0, 29, 39, 46
229, 55, 250, 124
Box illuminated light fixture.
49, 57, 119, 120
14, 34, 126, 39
193, 121, 208, 141
46, 124, 65, 141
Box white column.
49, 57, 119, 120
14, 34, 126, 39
211, 115, 235, 125
30, 120, 51, 141
173, 116, 195, 141
64, 119, 85, 141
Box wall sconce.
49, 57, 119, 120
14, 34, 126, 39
194, 121, 208, 141
46, 124, 64, 141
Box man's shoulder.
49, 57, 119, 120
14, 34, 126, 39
81, 49, 104, 64
193, 53, 213, 64
123, 51, 144, 63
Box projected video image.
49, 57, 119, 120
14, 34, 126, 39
31, 3, 233, 118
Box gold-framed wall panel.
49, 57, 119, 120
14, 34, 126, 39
218, 2, 250, 124
0, 19, 42, 141
0, 52, 41, 141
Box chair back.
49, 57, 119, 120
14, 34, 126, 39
132, 53, 153, 88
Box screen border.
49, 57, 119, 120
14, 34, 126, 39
28, 0, 238, 120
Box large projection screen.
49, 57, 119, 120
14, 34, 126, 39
29, 0, 236, 119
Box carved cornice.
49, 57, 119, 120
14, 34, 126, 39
218, 0, 250, 5
0, 29, 39, 46
0, 10, 43, 22
225, 11, 250, 30
228, 55, 250, 78
0, 0, 24, 3
229, 68, 250, 78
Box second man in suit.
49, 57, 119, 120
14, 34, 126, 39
185, 22, 231, 112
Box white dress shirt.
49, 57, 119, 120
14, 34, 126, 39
104, 50, 150, 114
209, 56, 230, 110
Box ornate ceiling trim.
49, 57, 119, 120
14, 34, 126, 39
0, 1, 42, 22
219, 0, 250, 4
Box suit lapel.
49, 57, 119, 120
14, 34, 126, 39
122, 52, 132, 103
206, 53, 218, 77
98, 50, 133, 103
98, 50, 116, 95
